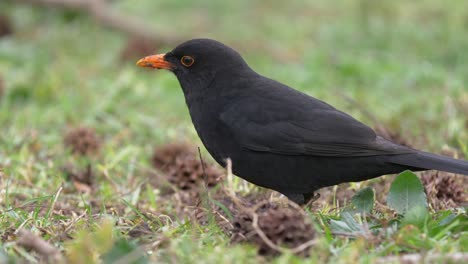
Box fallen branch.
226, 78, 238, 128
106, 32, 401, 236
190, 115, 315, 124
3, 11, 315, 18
16, 0, 183, 45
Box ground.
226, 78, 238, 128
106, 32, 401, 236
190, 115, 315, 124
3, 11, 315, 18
0, 0, 467, 263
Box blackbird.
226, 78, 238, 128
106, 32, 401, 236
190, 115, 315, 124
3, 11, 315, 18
137, 39, 468, 204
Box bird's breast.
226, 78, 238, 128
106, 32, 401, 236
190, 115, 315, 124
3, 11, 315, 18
186, 100, 238, 166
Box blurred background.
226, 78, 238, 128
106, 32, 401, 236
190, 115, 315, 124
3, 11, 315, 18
0, 0, 467, 153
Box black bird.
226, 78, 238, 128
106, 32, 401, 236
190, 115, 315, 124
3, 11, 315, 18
137, 39, 468, 205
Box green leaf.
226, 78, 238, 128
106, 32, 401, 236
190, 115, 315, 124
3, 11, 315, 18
351, 187, 375, 213
387, 170, 427, 215
402, 205, 428, 228
329, 212, 363, 234
341, 212, 363, 232
329, 219, 355, 234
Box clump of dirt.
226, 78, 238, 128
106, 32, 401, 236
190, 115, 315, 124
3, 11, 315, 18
420, 171, 467, 210
151, 142, 223, 191
0, 15, 13, 38
64, 127, 101, 156
231, 203, 316, 256
120, 36, 157, 62
62, 163, 94, 194
152, 142, 196, 172
167, 156, 223, 191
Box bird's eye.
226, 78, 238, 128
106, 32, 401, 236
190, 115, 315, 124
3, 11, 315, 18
181, 56, 195, 67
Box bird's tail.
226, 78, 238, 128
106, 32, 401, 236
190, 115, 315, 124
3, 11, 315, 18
389, 151, 468, 175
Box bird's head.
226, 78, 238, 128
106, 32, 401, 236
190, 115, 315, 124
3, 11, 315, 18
136, 39, 250, 94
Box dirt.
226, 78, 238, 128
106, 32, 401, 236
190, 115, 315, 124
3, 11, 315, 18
0, 15, 12, 38
231, 202, 316, 256
166, 155, 223, 191
63, 126, 101, 156
151, 142, 223, 192
420, 171, 467, 210
152, 142, 196, 173
419, 149, 467, 210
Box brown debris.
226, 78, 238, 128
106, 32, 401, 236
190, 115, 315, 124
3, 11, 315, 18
120, 36, 157, 62
151, 142, 223, 191
0, 15, 13, 38
231, 203, 316, 256
192, 205, 234, 233
64, 127, 101, 155
1, 227, 16, 243
152, 142, 196, 172
190, 191, 271, 234
420, 171, 467, 210
167, 156, 223, 191
63, 163, 94, 193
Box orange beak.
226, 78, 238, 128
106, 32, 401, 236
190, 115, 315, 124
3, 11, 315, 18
136, 54, 174, 70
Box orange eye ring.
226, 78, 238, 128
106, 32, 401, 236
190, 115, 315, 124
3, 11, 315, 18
181, 56, 195, 67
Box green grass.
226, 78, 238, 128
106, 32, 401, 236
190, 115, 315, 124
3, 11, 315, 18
0, 0, 467, 263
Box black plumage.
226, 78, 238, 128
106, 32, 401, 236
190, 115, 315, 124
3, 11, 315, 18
137, 38, 468, 204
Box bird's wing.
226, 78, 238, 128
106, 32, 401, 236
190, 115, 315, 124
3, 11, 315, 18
220, 95, 412, 157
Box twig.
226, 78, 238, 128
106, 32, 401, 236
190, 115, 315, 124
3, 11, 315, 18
222, 158, 316, 254
290, 239, 318, 254
62, 211, 87, 234
250, 201, 287, 254
249, 200, 316, 255
213, 209, 234, 229
197, 147, 208, 187
16, 229, 63, 262
157, 214, 174, 226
